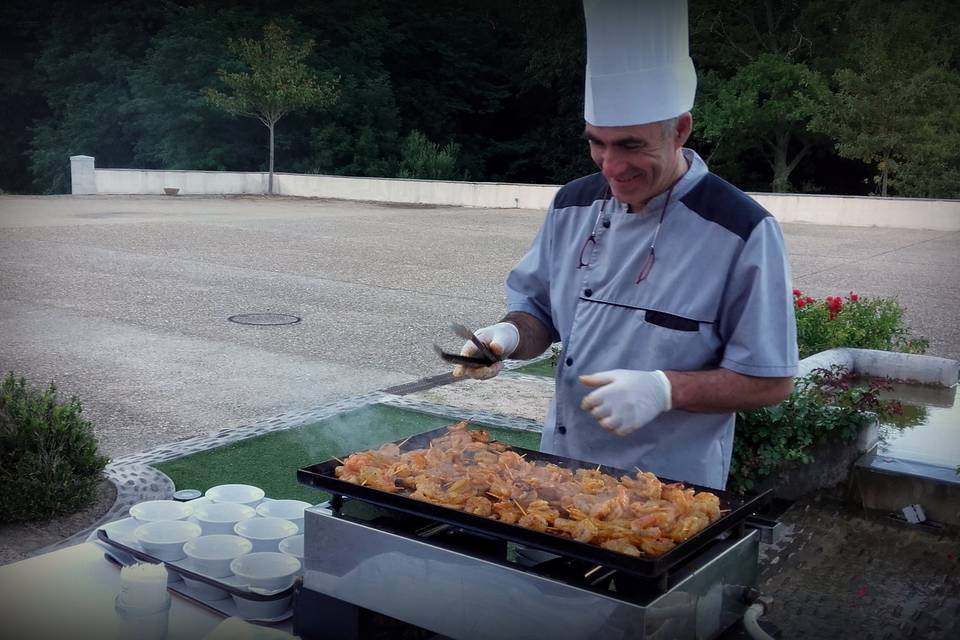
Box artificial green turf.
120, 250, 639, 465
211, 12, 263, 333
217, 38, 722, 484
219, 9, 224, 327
156, 404, 542, 503
513, 359, 557, 377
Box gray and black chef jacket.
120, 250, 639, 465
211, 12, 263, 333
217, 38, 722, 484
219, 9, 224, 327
506, 149, 798, 489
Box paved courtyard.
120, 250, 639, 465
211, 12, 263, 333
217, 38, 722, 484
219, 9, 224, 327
0, 194, 958, 456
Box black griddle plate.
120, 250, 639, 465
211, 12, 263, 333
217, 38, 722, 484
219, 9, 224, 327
297, 425, 769, 579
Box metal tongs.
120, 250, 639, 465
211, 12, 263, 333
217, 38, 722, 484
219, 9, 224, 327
433, 322, 502, 368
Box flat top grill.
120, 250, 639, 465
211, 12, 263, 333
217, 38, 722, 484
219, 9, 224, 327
297, 425, 769, 580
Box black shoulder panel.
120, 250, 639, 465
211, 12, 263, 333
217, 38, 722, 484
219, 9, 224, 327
553, 173, 609, 210
680, 173, 770, 241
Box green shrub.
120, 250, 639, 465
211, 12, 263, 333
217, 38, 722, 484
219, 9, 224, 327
396, 130, 462, 180
0, 373, 109, 523
729, 366, 902, 493
793, 290, 928, 358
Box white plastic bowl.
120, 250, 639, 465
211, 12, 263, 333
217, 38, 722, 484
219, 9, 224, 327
278, 534, 304, 574
182, 534, 253, 577
205, 484, 265, 507
231, 591, 293, 620
229, 552, 300, 591
134, 521, 201, 561
181, 576, 231, 601
227, 553, 299, 619
234, 517, 299, 553
192, 502, 256, 536
256, 500, 311, 532
129, 500, 192, 525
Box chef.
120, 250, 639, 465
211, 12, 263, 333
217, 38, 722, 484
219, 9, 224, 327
454, 0, 798, 490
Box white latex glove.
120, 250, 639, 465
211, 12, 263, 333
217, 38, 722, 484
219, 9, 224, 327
451, 322, 520, 380
579, 369, 672, 436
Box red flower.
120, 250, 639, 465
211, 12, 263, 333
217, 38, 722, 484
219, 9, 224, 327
796, 298, 806, 308
849, 291, 859, 302
826, 295, 843, 319
793, 288, 802, 297
805, 296, 815, 303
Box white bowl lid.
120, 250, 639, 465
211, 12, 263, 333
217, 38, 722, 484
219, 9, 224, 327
205, 484, 265, 503
230, 552, 301, 579
235, 517, 298, 540
183, 534, 253, 560
129, 500, 192, 521
193, 502, 256, 523
135, 520, 202, 544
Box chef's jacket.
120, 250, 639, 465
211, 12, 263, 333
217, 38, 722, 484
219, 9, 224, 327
506, 149, 798, 489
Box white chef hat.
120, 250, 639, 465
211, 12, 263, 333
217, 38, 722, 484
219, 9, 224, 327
583, 0, 697, 126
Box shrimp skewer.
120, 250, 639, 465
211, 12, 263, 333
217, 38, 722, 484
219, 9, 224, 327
334, 423, 723, 557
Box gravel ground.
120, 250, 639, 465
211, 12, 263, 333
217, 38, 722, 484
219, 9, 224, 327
1, 195, 956, 460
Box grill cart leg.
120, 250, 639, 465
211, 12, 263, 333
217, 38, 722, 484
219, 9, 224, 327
294, 587, 362, 640
293, 586, 435, 640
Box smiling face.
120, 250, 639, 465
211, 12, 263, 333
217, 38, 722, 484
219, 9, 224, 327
584, 113, 692, 210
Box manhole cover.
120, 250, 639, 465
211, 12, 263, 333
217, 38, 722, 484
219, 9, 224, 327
227, 313, 301, 326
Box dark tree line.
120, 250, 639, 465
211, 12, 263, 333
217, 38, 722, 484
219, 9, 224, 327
1, 0, 957, 198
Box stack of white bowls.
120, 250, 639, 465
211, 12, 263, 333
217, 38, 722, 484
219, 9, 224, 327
124, 484, 309, 617
181, 535, 253, 600
130, 500, 199, 583
229, 552, 302, 618
193, 502, 256, 536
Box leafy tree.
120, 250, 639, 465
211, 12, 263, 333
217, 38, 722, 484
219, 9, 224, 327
123, 4, 265, 171
697, 54, 831, 192
690, 0, 841, 192
27, 0, 163, 193
810, 0, 960, 197
203, 22, 340, 194
476, 0, 594, 185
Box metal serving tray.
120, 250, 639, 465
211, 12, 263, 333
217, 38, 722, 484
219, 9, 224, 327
95, 529, 296, 623
297, 425, 770, 579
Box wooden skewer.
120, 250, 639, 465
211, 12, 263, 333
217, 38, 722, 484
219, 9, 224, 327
332, 456, 346, 465
513, 499, 528, 516
397, 434, 414, 448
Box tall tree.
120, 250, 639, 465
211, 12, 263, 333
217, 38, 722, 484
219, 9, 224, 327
690, 0, 842, 192
811, 0, 960, 197
203, 22, 340, 194
27, 0, 163, 193
123, 4, 265, 172
697, 54, 831, 192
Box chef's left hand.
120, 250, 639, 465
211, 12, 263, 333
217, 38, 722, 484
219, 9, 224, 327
579, 369, 672, 436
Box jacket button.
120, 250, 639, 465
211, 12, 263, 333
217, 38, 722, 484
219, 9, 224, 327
602, 219, 610, 228
557, 426, 567, 434
565, 357, 573, 366
584, 288, 593, 297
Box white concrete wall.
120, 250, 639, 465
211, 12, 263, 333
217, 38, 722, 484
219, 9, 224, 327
750, 193, 960, 232
96, 169, 268, 195
86, 164, 960, 231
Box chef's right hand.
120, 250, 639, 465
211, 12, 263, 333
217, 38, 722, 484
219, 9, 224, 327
452, 322, 520, 380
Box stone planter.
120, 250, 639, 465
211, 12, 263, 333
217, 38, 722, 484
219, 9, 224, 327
163, 187, 180, 196
754, 348, 958, 504
752, 416, 879, 501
